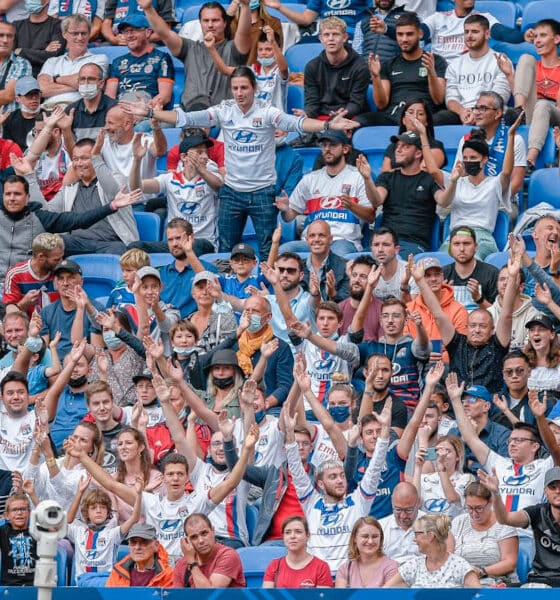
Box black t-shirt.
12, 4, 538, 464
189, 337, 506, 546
376, 169, 441, 249
372, 394, 408, 430
443, 260, 499, 303
524, 502, 560, 586
0, 523, 37, 586
446, 332, 509, 393
2, 110, 35, 152
380, 53, 448, 114
385, 137, 447, 169
102, 422, 124, 472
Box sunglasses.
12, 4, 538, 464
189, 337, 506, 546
277, 267, 298, 275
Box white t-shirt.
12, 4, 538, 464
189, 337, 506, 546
0, 407, 36, 471
102, 134, 156, 194
176, 99, 304, 192
67, 521, 122, 578
121, 403, 165, 429
423, 10, 499, 60
399, 552, 474, 587
401, 0, 436, 20
252, 63, 287, 111
374, 259, 408, 300
309, 423, 351, 468
155, 165, 221, 248
289, 165, 371, 250
419, 471, 472, 518
527, 365, 560, 392
189, 458, 249, 545
380, 512, 424, 564
454, 133, 527, 175
233, 415, 285, 468
36, 147, 71, 194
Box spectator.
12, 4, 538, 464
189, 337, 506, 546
138, 0, 251, 111
383, 514, 480, 588
64, 62, 117, 148
443, 226, 499, 313
367, 130, 448, 257
0, 493, 37, 586
304, 17, 369, 120
167, 126, 225, 172
410, 250, 518, 393
335, 516, 398, 587
450, 481, 519, 586
2, 76, 41, 151
106, 247, 150, 312
130, 132, 221, 253
123, 66, 359, 259
263, 516, 332, 588
106, 523, 174, 588
0, 21, 32, 112
48, 0, 104, 40
524, 314, 560, 397
3, 232, 64, 317
369, 227, 408, 300
510, 19, 560, 170
480, 465, 560, 587
357, 12, 448, 127
444, 15, 512, 126
522, 215, 560, 299
173, 513, 246, 587
106, 15, 174, 109
13, 0, 64, 78
276, 132, 375, 256
38, 15, 108, 109
352, 0, 407, 61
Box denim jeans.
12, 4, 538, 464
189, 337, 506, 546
218, 184, 277, 260
398, 239, 427, 258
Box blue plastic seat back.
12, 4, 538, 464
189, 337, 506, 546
527, 168, 560, 210
237, 545, 287, 587
134, 212, 161, 241
285, 43, 322, 73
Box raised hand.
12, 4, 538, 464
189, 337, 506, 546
132, 132, 149, 159
368, 53, 381, 77
347, 421, 361, 447
260, 261, 280, 285
329, 110, 360, 131
91, 128, 105, 157
217, 409, 235, 440
356, 154, 372, 179
377, 396, 393, 428
410, 257, 424, 282
477, 468, 500, 495
239, 378, 257, 410
244, 423, 260, 450
11, 471, 23, 493
77, 474, 92, 494
445, 371, 465, 403
49, 330, 62, 350
152, 372, 171, 403
166, 357, 184, 382
96, 310, 118, 331
261, 337, 279, 359
96, 350, 109, 374
293, 352, 311, 392
493, 393, 509, 414
309, 269, 320, 297
203, 31, 216, 49
57, 107, 75, 131
534, 283, 553, 306
290, 320, 312, 340
406, 309, 423, 329
112, 186, 144, 208
450, 161, 466, 182
28, 311, 42, 338
425, 361, 444, 387
326, 269, 336, 299
528, 388, 547, 418
273, 191, 289, 213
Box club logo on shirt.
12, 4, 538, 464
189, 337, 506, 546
233, 130, 256, 144
252, 118, 263, 128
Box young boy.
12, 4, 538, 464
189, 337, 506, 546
106, 248, 150, 312
67, 477, 141, 582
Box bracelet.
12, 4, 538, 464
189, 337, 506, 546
46, 458, 57, 468
188, 562, 199, 570
479, 567, 488, 578
363, 390, 375, 396
324, 120, 331, 130
146, 108, 154, 119
474, 296, 485, 304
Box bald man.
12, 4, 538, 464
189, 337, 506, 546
100, 106, 166, 195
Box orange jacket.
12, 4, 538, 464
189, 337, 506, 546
404, 283, 468, 362
106, 542, 174, 588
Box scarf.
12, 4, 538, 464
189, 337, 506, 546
237, 325, 274, 376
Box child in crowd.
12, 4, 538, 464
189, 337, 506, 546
106, 249, 151, 312
67, 476, 142, 584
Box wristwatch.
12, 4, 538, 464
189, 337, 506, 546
53, 74, 59, 83
188, 562, 199, 570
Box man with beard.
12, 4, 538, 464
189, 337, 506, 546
339, 255, 382, 340
370, 226, 408, 300
365, 130, 448, 257
443, 226, 499, 312
158, 218, 216, 318
275, 131, 375, 257
352, 0, 407, 61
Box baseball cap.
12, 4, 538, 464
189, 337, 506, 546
546, 416, 560, 428
117, 15, 150, 31
132, 369, 153, 384
231, 243, 255, 259
179, 135, 213, 154
317, 130, 351, 145
125, 523, 157, 541
136, 266, 161, 282
422, 257, 442, 272
390, 130, 422, 148
544, 466, 560, 488
525, 314, 554, 331
192, 270, 218, 286
463, 385, 492, 403
15, 76, 40, 96
53, 260, 82, 276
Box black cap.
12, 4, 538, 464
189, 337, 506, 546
525, 314, 554, 331
390, 130, 422, 148
53, 260, 82, 276
204, 349, 243, 375
132, 369, 153, 384
231, 243, 256, 259
179, 135, 213, 154
317, 130, 351, 145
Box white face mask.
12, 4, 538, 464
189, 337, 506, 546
78, 83, 98, 99
19, 102, 41, 115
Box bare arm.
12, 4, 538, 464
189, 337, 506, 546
529, 390, 560, 465
139, 0, 183, 56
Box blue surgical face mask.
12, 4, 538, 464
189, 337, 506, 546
25, 0, 44, 14
25, 337, 43, 353
254, 410, 266, 423
328, 405, 350, 423
103, 330, 124, 350
174, 346, 196, 356
249, 0, 260, 9
247, 314, 263, 333
257, 56, 275, 67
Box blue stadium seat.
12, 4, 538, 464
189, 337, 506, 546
490, 40, 539, 66
522, 0, 556, 30
434, 125, 471, 168
198, 253, 232, 264
476, 1, 518, 28
436, 0, 454, 9
148, 252, 174, 267
484, 251, 509, 268
163, 127, 182, 150
181, 3, 202, 21
82, 277, 117, 300
88, 45, 128, 61
517, 126, 557, 169
344, 251, 372, 261
135, 212, 161, 241
413, 251, 455, 266
237, 546, 287, 587
245, 504, 258, 545
287, 84, 304, 112
285, 43, 322, 73
442, 211, 510, 250
366, 84, 377, 112
517, 535, 536, 584
68, 254, 122, 281
294, 147, 321, 174
242, 218, 259, 253
352, 126, 398, 175
279, 213, 296, 243
527, 168, 560, 210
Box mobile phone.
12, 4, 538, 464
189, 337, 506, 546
425, 446, 437, 461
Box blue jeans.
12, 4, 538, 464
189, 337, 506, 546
399, 239, 427, 258
218, 184, 277, 260
280, 239, 359, 257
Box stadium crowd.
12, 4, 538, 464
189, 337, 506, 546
0, 0, 559, 591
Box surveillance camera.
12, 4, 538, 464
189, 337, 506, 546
31, 501, 65, 531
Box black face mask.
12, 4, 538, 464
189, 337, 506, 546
69, 375, 88, 388
209, 457, 228, 471
213, 376, 235, 390
463, 160, 483, 176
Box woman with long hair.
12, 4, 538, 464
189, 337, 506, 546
335, 516, 398, 587
384, 514, 480, 588
263, 516, 332, 588
523, 314, 560, 396
450, 481, 518, 586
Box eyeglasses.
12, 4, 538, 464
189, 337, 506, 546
210, 441, 224, 447
466, 501, 490, 514
509, 436, 536, 444
472, 105, 496, 113
277, 267, 298, 275
503, 367, 526, 376
8, 507, 30, 513
461, 396, 481, 404
66, 30, 89, 37
413, 530, 428, 536
393, 507, 416, 515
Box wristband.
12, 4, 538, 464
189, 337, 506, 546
146, 108, 154, 119
480, 567, 488, 578
474, 296, 485, 304
46, 458, 57, 468
188, 562, 199, 570
53, 74, 59, 83
324, 120, 331, 130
